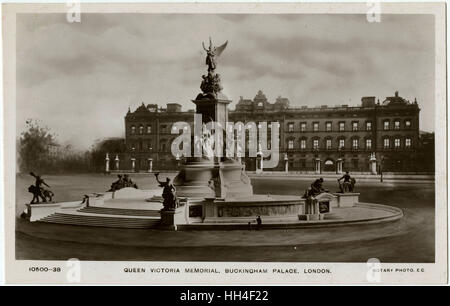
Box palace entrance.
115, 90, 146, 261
323, 159, 335, 172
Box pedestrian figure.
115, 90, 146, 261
256, 215, 262, 230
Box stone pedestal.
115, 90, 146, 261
174, 94, 253, 200
335, 193, 359, 207
174, 157, 253, 199
299, 197, 324, 221
256, 155, 263, 174
159, 207, 186, 231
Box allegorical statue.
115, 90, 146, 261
198, 37, 228, 99
202, 37, 228, 73
154, 172, 179, 211
28, 172, 53, 204
338, 171, 356, 193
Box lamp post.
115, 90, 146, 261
284, 152, 289, 173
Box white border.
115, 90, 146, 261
2, 1, 447, 285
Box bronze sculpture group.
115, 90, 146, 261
338, 171, 356, 193
28, 172, 54, 204
154, 172, 179, 211
108, 174, 138, 192
303, 172, 356, 199
197, 37, 228, 100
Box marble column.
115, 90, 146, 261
105, 153, 110, 173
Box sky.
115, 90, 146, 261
16, 13, 435, 150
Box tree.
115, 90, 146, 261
18, 119, 57, 173
90, 137, 127, 172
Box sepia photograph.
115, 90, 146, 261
2, 1, 447, 285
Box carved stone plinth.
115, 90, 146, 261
159, 207, 186, 231
173, 94, 253, 200
174, 157, 253, 199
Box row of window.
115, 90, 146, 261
287, 119, 411, 132
132, 119, 413, 134
287, 137, 412, 150
130, 125, 152, 135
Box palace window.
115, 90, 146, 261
352, 139, 359, 150
366, 121, 372, 131
326, 122, 332, 132
366, 139, 372, 150
131, 126, 136, 134
405, 138, 412, 148
394, 138, 401, 148
394, 120, 400, 130
405, 120, 411, 129
313, 139, 319, 150
313, 122, 319, 132
352, 122, 358, 131
300, 139, 306, 149
131, 143, 136, 151
288, 140, 294, 149
383, 138, 390, 148
326, 139, 332, 150
300, 122, 306, 132
147, 126, 151, 134
383, 120, 390, 130
339, 139, 345, 149
288, 123, 294, 132
139, 125, 144, 134
339, 122, 345, 131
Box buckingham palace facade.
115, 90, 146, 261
119, 90, 432, 174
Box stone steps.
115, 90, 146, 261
78, 206, 160, 217
38, 213, 161, 229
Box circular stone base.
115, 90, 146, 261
17, 203, 404, 249
178, 203, 403, 230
